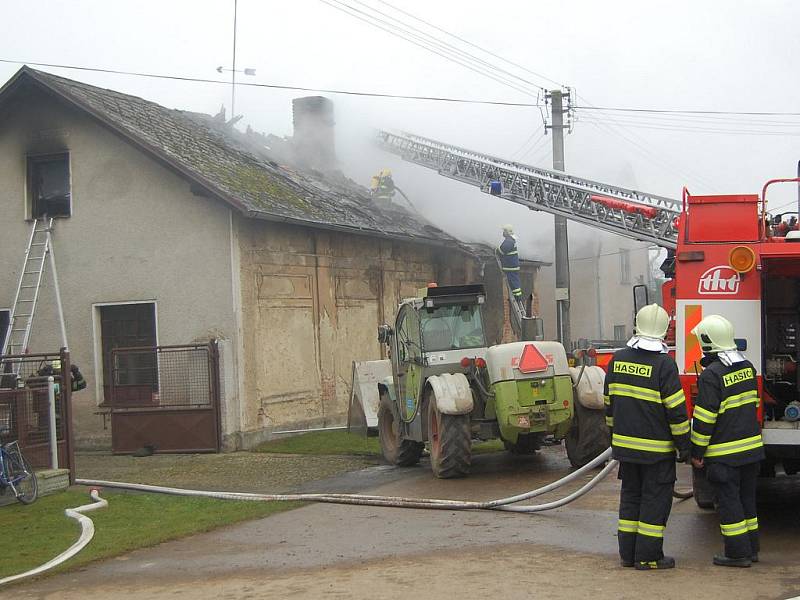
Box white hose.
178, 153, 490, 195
76, 448, 616, 512
0, 489, 107, 586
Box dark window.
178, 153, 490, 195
0, 310, 9, 353
100, 303, 157, 405
28, 154, 71, 218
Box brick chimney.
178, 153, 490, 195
292, 96, 336, 172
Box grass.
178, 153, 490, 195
0, 489, 301, 580
255, 429, 506, 456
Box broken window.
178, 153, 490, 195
28, 153, 71, 218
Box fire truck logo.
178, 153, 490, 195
698, 265, 740, 295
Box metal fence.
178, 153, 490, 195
109, 343, 220, 453
0, 349, 75, 476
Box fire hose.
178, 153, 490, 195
0, 488, 107, 587
2, 449, 694, 585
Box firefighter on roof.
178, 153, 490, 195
604, 304, 690, 570
497, 225, 524, 308
690, 314, 764, 568
370, 168, 396, 202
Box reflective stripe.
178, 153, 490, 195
502, 267, 521, 272
690, 429, 711, 447
637, 521, 665, 538
604, 395, 610, 406
608, 383, 661, 404
612, 433, 674, 453
705, 434, 763, 458
663, 389, 685, 409
746, 517, 758, 531
693, 405, 718, 424
720, 520, 748, 537
670, 420, 690, 435
605, 416, 614, 427
511, 288, 522, 294
618, 519, 638, 533
506, 250, 518, 255
719, 390, 759, 414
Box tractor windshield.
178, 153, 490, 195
421, 304, 486, 352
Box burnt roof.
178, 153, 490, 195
0, 67, 463, 248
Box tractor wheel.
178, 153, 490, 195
503, 433, 543, 455
378, 391, 423, 467
427, 395, 471, 479
692, 465, 716, 509
566, 397, 610, 468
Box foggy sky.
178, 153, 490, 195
3, 0, 799, 260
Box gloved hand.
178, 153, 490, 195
676, 448, 690, 463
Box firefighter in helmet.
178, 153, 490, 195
690, 315, 763, 568
497, 225, 524, 309
370, 168, 396, 202
604, 304, 690, 570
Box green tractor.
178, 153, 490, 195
360, 283, 607, 478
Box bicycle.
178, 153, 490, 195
0, 406, 38, 505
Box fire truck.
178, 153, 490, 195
377, 130, 800, 504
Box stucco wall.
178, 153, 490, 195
234, 218, 493, 448
0, 88, 238, 448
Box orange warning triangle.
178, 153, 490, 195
518, 344, 549, 373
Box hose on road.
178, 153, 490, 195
78, 448, 616, 512
0, 488, 107, 587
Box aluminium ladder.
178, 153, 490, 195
2, 218, 68, 372
377, 130, 681, 250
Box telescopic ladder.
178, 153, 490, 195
377, 130, 682, 250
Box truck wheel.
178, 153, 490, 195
503, 433, 542, 455
692, 465, 715, 509
566, 399, 610, 468
378, 392, 423, 467
427, 396, 471, 478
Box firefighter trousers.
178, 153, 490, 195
617, 459, 676, 563
504, 271, 522, 297
706, 461, 760, 559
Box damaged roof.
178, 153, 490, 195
0, 66, 462, 248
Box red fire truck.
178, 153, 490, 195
654, 180, 800, 505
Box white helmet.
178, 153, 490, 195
502, 224, 514, 235
635, 304, 669, 340
691, 314, 736, 353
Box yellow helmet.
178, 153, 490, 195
691, 314, 736, 353
380, 168, 392, 178
502, 224, 514, 235
635, 304, 669, 340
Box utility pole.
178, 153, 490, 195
547, 89, 571, 347
231, 0, 238, 118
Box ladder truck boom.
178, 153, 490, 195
377, 130, 681, 249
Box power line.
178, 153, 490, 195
0, 58, 543, 107
371, 0, 564, 89
580, 116, 800, 137
316, 0, 540, 99
575, 105, 800, 117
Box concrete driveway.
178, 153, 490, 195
14, 446, 800, 599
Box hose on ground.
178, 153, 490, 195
0, 489, 107, 586
77, 448, 616, 512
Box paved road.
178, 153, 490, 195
14, 447, 800, 599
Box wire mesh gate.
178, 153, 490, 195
0, 349, 75, 477
109, 342, 221, 454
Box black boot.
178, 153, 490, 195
621, 559, 634, 568
713, 554, 751, 568
634, 556, 676, 570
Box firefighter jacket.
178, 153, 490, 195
604, 347, 690, 464
690, 355, 764, 466
498, 237, 520, 272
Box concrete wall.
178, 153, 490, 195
233, 217, 492, 448
536, 229, 651, 345
0, 88, 239, 448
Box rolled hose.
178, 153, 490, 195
0, 489, 107, 586
77, 448, 616, 512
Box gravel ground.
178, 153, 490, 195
75, 451, 378, 493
